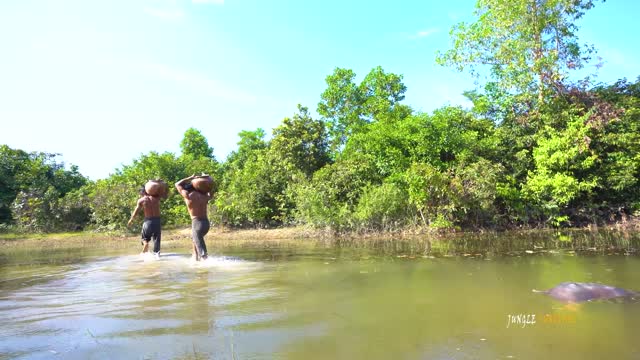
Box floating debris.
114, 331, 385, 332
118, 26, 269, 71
525, 250, 534, 254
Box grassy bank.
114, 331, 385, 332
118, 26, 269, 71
0, 226, 329, 251
2, 214, 639, 250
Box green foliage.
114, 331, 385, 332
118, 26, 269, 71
90, 180, 138, 231
318, 66, 410, 154
589, 78, 640, 205
180, 128, 214, 159
437, 0, 602, 105
353, 182, 413, 231
293, 153, 381, 231
270, 105, 330, 178
454, 159, 505, 227
520, 83, 637, 225
344, 106, 498, 177
405, 163, 460, 228
223, 129, 267, 170
216, 107, 330, 227
215, 149, 282, 227
216, 129, 269, 226
56, 186, 93, 231
0, 146, 88, 232
0, 145, 31, 222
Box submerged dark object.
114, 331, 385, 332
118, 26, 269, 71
534, 282, 638, 303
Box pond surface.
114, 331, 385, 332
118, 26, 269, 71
1, 230, 640, 359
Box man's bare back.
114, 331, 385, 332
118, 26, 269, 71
175, 175, 213, 261
184, 191, 210, 219
176, 175, 213, 219
127, 194, 161, 227
139, 195, 161, 218
127, 189, 164, 256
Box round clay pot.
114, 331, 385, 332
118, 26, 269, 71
191, 175, 213, 193
145, 180, 168, 198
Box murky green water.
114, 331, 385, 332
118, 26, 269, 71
1, 230, 640, 359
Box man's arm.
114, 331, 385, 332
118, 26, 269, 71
127, 199, 143, 227
175, 175, 196, 199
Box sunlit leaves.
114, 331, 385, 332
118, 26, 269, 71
437, 0, 602, 106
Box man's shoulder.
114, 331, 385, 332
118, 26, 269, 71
188, 191, 207, 200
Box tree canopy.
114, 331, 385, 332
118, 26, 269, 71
437, 0, 602, 106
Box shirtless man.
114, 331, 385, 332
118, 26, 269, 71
127, 188, 162, 258
175, 175, 213, 261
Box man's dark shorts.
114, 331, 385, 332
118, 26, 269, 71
191, 217, 210, 258
141, 217, 161, 253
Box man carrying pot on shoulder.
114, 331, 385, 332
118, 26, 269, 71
127, 180, 167, 259
175, 174, 214, 261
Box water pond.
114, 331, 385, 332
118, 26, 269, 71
1, 230, 639, 359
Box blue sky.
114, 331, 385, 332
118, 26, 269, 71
1, 0, 638, 180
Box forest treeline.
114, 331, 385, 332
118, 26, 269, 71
1, 0, 638, 233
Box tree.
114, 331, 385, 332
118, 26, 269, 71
216, 129, 273, 227
2, 148, 89, 231
293, 153, 381, 231
270, 105, 330, 178
0, 146, 30, 223
436, 0, 602, 106
317, 66, 410, 154
216, 107, 330, 228
343, 106, 498, 177
180, 128, 214, 159
223, 129, 267, 170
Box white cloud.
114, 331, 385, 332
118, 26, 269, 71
408, 28, 439, 40
416, 28, 439, 38
144, 7, 185, 20
192, 0, 224, 4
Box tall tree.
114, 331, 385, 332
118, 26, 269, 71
317, 66, 409, 154
436, 0, 601, 106
180, 128, 214, 159
270, 105, 330, 178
